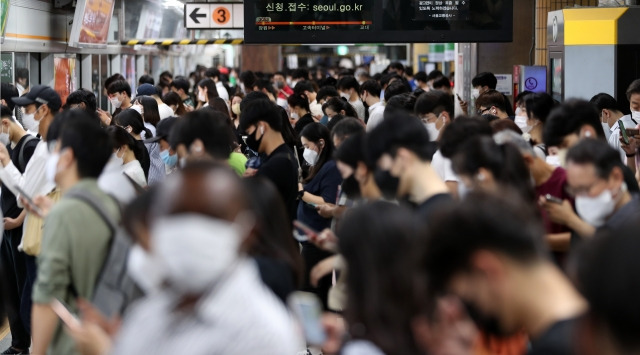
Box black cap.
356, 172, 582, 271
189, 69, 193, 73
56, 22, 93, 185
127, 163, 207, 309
144, 116, 178, 143
12, 85, 62, 112
136, 84, 158, 97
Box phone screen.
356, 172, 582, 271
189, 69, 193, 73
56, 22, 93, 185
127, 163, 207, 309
288, 292, 326, 346
293, 220, 318, 241
619, 120, 630, 145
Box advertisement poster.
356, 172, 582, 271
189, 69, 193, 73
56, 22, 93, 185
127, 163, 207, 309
69, 0, 115, 47
54, 56, 78, 106
1, 0, 9, 39
1, 53, 13, 84
121, 54, 136, 95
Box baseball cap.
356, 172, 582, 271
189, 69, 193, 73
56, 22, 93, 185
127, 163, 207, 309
144, 116, 177, 143
136, 84, 158, 97
12, 85, 62, 112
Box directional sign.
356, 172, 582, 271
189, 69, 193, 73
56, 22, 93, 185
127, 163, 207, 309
184, 3, 244, 29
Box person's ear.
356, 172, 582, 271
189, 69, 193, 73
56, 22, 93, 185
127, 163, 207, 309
318, 139, 325, 149
340, 110, 346, 116
0, 99, 6, 107
59, 148, 75, 171
579, 124, 597, 139
609, 166, 625, 189
190, 139, 205, 157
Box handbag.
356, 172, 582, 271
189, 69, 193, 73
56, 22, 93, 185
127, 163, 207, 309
22, 188, 62, 256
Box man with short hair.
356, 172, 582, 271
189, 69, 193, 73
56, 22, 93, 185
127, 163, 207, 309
472, 71, 498, 95
294, 80, 323, 119
589, 93, 637, 162
31, 113, 118, 355
15, 69, 29, 97
432, 76, 453, 96
205, 67, 230, 102
169, 77, 194, 108
365, 112, 451, 216
317, 87, 339, 125
414, 71, 429, 92
476, 89, 510, 119
337, 76, 365, 121
240, 99, 298, 221
421, 192, 588, 355
64, 89, 97, 115
359, 80, 385, 131
106, 80, 132, 118
138, 74, 154, 86
136, 83, 173, 119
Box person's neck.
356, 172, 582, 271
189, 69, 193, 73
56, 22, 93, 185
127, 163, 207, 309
362, 173, 382, 200
419, 83, 428, 90
515, 263, 588, 338
349, 93, 358, 102
530, 123, 543, 145
263, 133, 285, 156
608, 112, 624, 128
497, 111, 509, 119
154, 97, 164, 105
367, 97, 380, 107
59, 173, 81, 193
38, 115, 52, 140
123, 151, 135, 164
10, 124, 27, 144
532, 159, 556, 186
408, 162, 450, 205
121, 99, 132, 110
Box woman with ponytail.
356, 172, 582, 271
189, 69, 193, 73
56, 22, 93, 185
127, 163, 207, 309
113, 109, 152, 179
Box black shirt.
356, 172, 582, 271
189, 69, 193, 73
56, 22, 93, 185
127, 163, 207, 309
1, 135, 39, 218
294, 113, 315, 136
416, 193, 455, 220
256, 144, 299, 221
600, 194, 640, 233
529, 318, 578, 355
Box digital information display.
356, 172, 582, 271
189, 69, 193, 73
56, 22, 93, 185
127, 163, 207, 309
244, 0, 513, 44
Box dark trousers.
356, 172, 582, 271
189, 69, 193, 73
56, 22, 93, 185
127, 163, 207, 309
300, 241, 334, 310
0, 226, 31, 349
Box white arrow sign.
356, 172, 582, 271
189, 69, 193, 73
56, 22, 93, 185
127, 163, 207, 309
184, 3, 244, 29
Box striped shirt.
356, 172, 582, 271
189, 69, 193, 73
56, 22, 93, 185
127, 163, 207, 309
145, 142, 166, 185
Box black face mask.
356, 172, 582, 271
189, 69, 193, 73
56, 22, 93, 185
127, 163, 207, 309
374, 168, 399, 199
341, 174, 361, 199
244, 127, 263, 152
462, 301, 511, 337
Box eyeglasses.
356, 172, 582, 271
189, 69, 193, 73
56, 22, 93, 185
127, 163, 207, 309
479, 107, 491, 115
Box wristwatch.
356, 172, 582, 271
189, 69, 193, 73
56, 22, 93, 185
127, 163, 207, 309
297, 189, 305, 200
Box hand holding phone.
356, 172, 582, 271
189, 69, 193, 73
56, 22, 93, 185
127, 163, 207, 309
545, 194, 564, 204
14, 186, 44, 216
619, 120, 630, 145
626, 128, 640, 137
293, 220, 318, 242
288, 292, 327, 346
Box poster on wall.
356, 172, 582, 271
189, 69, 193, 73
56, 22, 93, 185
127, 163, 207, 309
69, 0, 116, 47
1, 0, 10, 42
54, 56, 78, 106
121, 54, 136, 95
1, 53, 13, 84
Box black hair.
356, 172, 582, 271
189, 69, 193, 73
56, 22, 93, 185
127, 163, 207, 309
205, 67, 220, 79
159, 71, 173, 81
317, 86, 339, 103
326, 114, 346, 132
472, 72, 498, 89
240, 99, 283, 133
525, 92, 556, 123
415, 90, 454, 117
293, 80, 316, 95
197, 78, 219, 103
421, 191, 547, 295
389, 62, 405, 73
589, 93, 622, 113
104, 74, 125, 90
543, 99, 606, 147
337, 76, 360, 92
291, 68, 309, 81
384, 80, 412, 102
107, 80, 132, 98
122, 187, 158, 242
242, 176, 304, 290
240, 70, 257, 89
300, 123, 333, 183
240, 91, 269, 112
482, 114, 501, 123
15, 68, 29, 85
432, 76, 451, 89
323, 97, 357, 118
170, 77, 190, 93
339, 202, 424, 355
162, 92, 187, 116
491, 119, 523, 135
334, 132, 364, 169
48, 106, 100, 142
254, 79, 277, 97
277, 105, 299, 149
331, 117, 365, 143
384, 93, 417, 118
287, 93, 311, 112
576, 219, 640, 352
475, 89, 508, 113
1, 83, 19, 112
427, 70, 444, 81
366, 111, 432, 166
359, 80, 381, 98
133, 95, 161, 127
626, 79, 640, 101
207, 97, 230, 118
65, 89, 97, 113
452, 136, 536, 202
414, 71, 427, 83
106, 125, 137, 154
113, 108, 153, 139
138, 75, 155, 86
381, 74, 401, 88
439, 116, 493, 159
318, 76, 337, 89
515, 91, 534, 107
58, 110, 111, 178
566, 139, 622, 179
1, 105, 13, 119
169, 109, 234, 160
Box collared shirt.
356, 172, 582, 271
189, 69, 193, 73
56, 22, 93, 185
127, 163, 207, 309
431, 150, 459, 182
32, 179, 120, 355
366, 101, 386, 132
608, 114, 638, 162
350, 99, 366, 121
310, 100, 324, 118
145, 142, 165, 186
216, 81, 229, 102
98, 156, 137, 205
110, 260, 303, 355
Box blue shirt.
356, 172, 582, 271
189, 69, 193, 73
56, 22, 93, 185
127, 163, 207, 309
296, 160, 343, 232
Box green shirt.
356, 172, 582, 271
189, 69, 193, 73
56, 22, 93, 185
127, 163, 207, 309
228, 152, 247, 176
32, 179, 120, 355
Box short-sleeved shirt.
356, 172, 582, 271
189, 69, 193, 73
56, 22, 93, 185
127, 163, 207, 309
256, 144, 299, 221
228, 152, 248, 176
1, 134, 39, 218
535, 167, 574, 234
431, 150, 459, 182
294, 113, 315, 135
600, 194, 640, 233
32, 179, 120, 355
297, 160, 343, 232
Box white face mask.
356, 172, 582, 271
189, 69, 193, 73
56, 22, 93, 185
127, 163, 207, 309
471, 88, 480, 100
340, 92, 350, 100
22, 109, 40, 132
514, 113, 529, 132
424, 122, 440, 142
110, 96, 122, 109
575, 185, 622, 227
127, 245, 166, 294
0, 125, 10, 146
152, 214, 243, 294
602, 122, 611, 133
303, 148, 319, 166
545, 155, 561, 167
46, 152, 60, 185
632, 111, 640, 120
114, 149, 124, 166
198, 91, 207, 103
290, 112, 299, 120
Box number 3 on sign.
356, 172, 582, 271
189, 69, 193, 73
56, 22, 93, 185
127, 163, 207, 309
213, 6, 230, 25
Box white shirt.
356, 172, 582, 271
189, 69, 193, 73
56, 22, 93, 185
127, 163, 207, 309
158, 103, 174, 120
216, 81, 229, 102
310, 100, 323, 119
431, 150, 459, 182
366, 101, 385, 132
98, 156, 137, 205
608, 114, 638, 162
123, 160, 147, 188
349, 99, 366, 121
110, 260, 303, 355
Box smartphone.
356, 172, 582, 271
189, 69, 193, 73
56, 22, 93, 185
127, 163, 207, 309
619, 120, 630, 145
288, 291, 327, 346
13, 185, 44, 216
456, 93, 463, 102
293, 220, 318, 242
305, 201, 318, 208
626, 128, 640, 137
545, 194, 564, 204
51, 298, 81, 329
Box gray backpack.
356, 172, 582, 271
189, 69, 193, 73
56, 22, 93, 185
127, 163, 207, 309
66, 190, 142, 318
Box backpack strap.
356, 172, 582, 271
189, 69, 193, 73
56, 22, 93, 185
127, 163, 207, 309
18, 135, 37, 172
66, 190, 118, 234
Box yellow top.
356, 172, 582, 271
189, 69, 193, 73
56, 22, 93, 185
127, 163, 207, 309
564, 7, 627, 45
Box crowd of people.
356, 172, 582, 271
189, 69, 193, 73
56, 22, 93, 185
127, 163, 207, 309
0, 63, 639, 355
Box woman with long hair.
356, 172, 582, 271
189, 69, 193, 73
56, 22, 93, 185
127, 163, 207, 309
106, 125, 147, 187
196, 78, 219, 108
113, 109, 152, 179
162, 91, 187, 116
